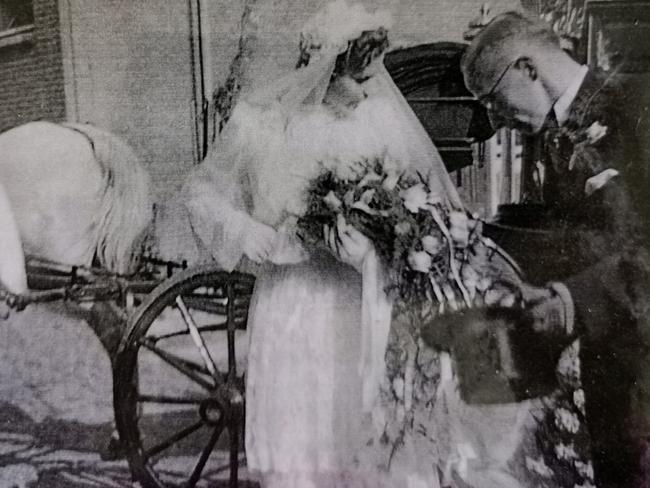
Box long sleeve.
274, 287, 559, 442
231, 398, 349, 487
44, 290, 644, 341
542, 72, 650, 343
562, 144, 647, 333
565, 245, 650, 343
182, 107, 256, 272
183, 165, 253, 271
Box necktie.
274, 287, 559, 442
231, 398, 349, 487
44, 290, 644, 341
542, 109, 560, 130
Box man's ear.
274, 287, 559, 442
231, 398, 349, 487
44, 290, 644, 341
513, 56, 537, 81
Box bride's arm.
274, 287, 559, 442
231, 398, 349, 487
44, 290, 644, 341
183, 118, 277, 271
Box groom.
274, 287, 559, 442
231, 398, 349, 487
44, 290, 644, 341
461, 11, 650, 488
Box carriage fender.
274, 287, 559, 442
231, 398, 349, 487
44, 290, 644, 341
0, 180, 26, 294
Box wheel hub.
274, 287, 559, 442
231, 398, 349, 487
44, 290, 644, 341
199, 384, 245, 426
199, 399, 224, 426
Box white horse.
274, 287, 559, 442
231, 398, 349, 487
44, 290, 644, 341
0, 121, 153, 295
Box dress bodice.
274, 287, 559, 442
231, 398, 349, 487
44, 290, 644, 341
234, 93, 412, 228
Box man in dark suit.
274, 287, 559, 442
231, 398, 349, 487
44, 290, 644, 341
461, 11, 650, 488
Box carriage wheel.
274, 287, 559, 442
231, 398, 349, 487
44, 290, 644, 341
113, 264, 255, 488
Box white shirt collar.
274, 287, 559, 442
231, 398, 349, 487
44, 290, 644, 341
553, 65, 589, 126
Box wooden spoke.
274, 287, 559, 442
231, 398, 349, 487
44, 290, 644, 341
143, 420, 204, 461
137, 394, 205, 405
175, 296, 221, 387
147, 323, 229, 342
229, 423, 240, 488
186, 421, 225, 487
139, 338, 214, 391
113, 266, 255, 488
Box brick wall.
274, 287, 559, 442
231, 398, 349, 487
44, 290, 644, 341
0, 0, 65, 132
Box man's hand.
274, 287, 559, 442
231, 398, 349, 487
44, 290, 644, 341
242, 218, 278, 263
324, 214, 372, 272
519, 282, 574, 336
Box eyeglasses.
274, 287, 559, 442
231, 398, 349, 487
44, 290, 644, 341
478, 60, 515, 110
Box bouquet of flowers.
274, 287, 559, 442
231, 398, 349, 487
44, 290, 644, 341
297, 157, 516, 320
297, 156, 526, 399
297, 157, 595, 486
297, 156, 527, 468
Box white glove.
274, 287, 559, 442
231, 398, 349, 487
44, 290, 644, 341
324, 214, 373, 273
241, 217, 278, 263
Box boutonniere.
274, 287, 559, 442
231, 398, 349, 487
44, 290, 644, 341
584, 121, 608, 144
565, 120, 610, 171
557, 120, 609, 147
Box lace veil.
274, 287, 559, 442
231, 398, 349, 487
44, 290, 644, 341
187, 0, 465, 416
242, 0, 463, 210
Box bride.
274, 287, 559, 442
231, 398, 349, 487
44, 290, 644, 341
183, 2, 534, 487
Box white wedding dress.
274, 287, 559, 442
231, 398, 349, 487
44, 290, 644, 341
184, 83, 432, 486
181, 9, 537, 483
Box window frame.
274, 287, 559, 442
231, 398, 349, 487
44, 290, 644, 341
0, 0, 34, 49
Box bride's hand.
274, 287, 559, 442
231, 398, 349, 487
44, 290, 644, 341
324, 214, 372, 272
242, 218, 278, 263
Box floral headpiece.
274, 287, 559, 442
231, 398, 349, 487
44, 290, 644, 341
296, 0, 393, 67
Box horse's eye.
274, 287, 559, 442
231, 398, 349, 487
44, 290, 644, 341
355, 75, 371, 83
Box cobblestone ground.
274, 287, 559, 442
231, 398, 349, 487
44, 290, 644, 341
0, 304, 257, 488
0, 404, 258, 487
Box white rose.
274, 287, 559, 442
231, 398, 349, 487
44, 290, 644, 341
557, 342, 581, 379
574, 460, 594, 481
476, 277, 492, 292
399, 184, 428, 213
573, 388, 586, 413
407, 250, 432, 273
323, 191, 342, 211
421, 235, 443, 255
359, 188, 375, 203
382, 170, 400, 191
343, 190, 355, 207
498, 292, 517, 308
555, 407, 580, 434
585, 121, 608, 144
394, 221, 411, 235
525, 456, 553, 478
357, 171, 382, 188
555, 442, 578, 460
461, 265, 479, 286
449, 211, 470, 246
351, 189, 377, 215
427, 192, 442, 205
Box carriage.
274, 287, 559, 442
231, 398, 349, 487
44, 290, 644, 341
6, 255, 254, 488
0, 121, 256, 488
0, 119, 532, 488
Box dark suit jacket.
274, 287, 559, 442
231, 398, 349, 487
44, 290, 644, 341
538, 68, 650, 484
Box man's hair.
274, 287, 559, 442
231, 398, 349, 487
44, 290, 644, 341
461, 11, 561, 93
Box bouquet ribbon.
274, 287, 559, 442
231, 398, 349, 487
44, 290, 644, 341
360, 247, 393, 413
